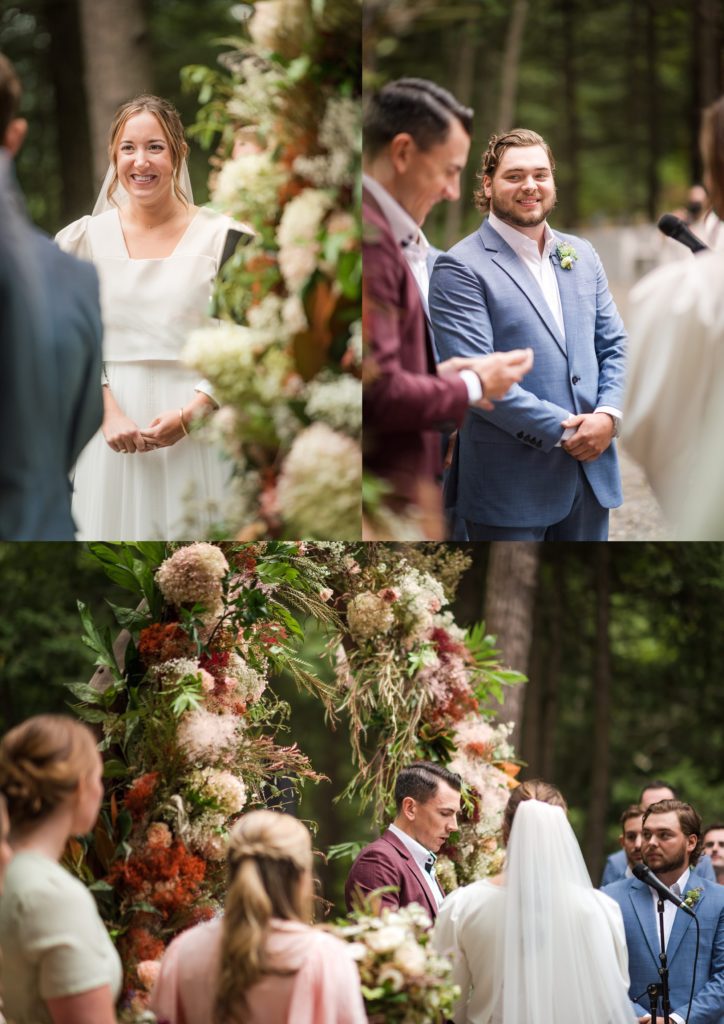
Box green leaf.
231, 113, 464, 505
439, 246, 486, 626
106, 601, 150, 632
103, 759, 130, 779
66, 682, 105, 705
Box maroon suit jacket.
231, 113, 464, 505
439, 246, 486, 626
344, 828, 442, 919
363, 188, 469, 508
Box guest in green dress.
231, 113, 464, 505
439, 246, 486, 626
0, 715, 122, 1024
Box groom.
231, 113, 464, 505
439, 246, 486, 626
604, 799, 724, 1023
345, 762, 461, 919
429, 128, 626, 540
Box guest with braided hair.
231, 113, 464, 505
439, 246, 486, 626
150, 809, 365, 1024
0, 715, 121, 1024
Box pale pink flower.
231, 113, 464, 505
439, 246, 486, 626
137, 960, 162, 991
145, 822, 172, 850
177, 708, 240, 764
156, 543, 229, 607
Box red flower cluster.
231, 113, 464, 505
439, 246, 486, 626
138, 623, 193, 666
430, 627, 468, 659
124, 772, 161, 820
230, 548, 258, 576
120, 926, 166, 965
109, 841, 206, 919
200, 649, 230, 680
254, 621, 289, 646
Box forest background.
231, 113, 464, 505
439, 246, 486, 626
2, 541, 722, 911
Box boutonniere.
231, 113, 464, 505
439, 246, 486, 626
555, 242, 578, 270
682, 886, 704, 910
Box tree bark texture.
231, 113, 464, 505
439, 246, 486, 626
583, 545, 611, 882
78, 0, 153, 190
497, 0, 529, 132
483, 542, 540, 746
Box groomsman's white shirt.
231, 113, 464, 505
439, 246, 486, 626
389, 823, 444, 908
363, 172, 482, 403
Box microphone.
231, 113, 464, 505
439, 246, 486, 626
632, 862, 695, 917
657, 213, 709, 255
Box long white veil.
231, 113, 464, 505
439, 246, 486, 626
91, 161, 194, 216
502, 800, 637, 1024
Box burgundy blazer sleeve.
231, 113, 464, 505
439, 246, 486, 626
345, 844, 404, 912
363, 201, 469, 433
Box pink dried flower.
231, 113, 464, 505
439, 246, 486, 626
156, 543, 229, 607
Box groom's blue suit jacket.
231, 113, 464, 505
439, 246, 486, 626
429, 219, 626, 527
604, 874, 724, 1023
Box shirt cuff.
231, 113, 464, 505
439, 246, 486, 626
670, 1014, 686, 1024
594, 405, 622, 437
194, 379, 218, 408
459, 369, 483, 404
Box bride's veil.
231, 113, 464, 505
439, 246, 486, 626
501, 799, 637, 1024
91, 160, 194, 216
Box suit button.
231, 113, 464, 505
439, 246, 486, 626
516, 431, 524, 439
572, 375, 580, 384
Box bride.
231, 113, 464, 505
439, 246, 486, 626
433, 780, 637, 1024
56, 94, 251, 540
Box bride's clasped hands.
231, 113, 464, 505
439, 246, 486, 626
102, 391, 215, 453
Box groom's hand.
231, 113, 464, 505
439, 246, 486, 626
470, 348, 534, 403
560, 412, 615, 461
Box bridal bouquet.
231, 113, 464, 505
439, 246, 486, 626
332, 902, 460, 1023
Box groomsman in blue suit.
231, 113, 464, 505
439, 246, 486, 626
604, 800, 724, 1023
430, 128, 626, 540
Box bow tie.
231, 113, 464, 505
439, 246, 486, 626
424, 853, 437, 875
401, 237, 428, 265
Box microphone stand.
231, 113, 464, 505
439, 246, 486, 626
648, 896, 672, 1024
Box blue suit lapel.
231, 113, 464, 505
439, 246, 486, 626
481, 220, 567, 358
551, 239, 579, 354
666, 891, 700, 965
630, 880, 662, 968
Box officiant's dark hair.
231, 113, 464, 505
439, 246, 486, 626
395, 761, 462, 811
474, 128, 555, 213
643, 799, 703, 865
364, 78, 473, 158
0, 53, 21, 139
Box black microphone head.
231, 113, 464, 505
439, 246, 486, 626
632, 862, 650, 881
657, 213, 681, 238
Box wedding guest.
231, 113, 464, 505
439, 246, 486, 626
602, 780, 715, 884
433, 780, 635, 1024
150, 809, 365, 1024
624, 94, 724, 539
600, 804, 644, 886
0, 715, 121, 1024
0, 53, 103, 540
430, 128, 626, 541
56, 94, 252, 540
363, 78, 533, 538
604, 799, 724, 1022
345, 762, 461, 919
703, 823, 724, 884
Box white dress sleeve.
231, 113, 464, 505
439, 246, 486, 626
55, 215, 93, 260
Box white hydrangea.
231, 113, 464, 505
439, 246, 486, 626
276, 189, 333, 292
212, 151, 285, 221
277, 423, 361, 538
226, 652, 268, 703
190, 767, 248, 815
304, 374, 362, 438
186, 811, 229, 861
293, 97, 360, 188
183, 323, 280, 403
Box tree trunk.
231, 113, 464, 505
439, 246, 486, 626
497, 0, 529, 131
444, 29, 477, 248
77, 0, 153, 190
691, 0, 722, 183
583, 545, 611, 882
483, 542, 540, 745
38, 0, 94, 224
520, 602, 543, 772
540, 556, 563, 780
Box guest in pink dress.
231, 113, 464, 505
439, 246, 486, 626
150, 810, 366, 1024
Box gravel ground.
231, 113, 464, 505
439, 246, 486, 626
610, 449, 672, 541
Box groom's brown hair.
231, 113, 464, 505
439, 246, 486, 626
474, 128, 555, 213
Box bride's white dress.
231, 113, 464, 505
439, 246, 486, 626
56, 207, 246, 540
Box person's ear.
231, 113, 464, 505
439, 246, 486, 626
401, 795, 417, 820
4, 117, 27, 157
389, 132, 415, 174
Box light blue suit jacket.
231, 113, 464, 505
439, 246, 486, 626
429, 218, 626, 526
604, 874, 724, 1022
602, 848, 717, 887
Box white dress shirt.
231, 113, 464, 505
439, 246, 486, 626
389, 823, 444, 908
363, 173, 482, 402
488, 211, 622, 441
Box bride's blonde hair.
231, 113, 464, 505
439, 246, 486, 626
214, 810, 313, 1023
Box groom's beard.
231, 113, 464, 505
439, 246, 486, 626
644, 848, 688, 877
490, 187, 557, 228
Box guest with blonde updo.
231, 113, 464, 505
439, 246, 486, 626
150, 809, 366, 1024
0, 715, 121, 1024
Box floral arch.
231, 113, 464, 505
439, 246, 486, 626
68, 542, 522, 1017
